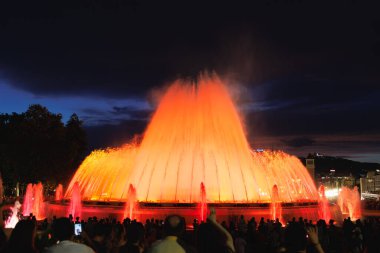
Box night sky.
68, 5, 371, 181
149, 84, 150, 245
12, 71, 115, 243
1, 0, 379, 162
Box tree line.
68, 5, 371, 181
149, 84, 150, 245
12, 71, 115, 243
0, 104, 87, 193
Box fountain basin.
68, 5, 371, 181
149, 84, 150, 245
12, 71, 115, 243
46, 200, 341, 225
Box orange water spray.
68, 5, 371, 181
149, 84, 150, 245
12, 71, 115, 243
318, 185, 331, 222
22, 183, 45, 220
32, 182, 45, 220
55, 184, 63, 201
68, 182, 82, 219
338, 186, 361, 220
199, 182, 207, 222
23, 183, 34, 216
66, 144, 138, 201
270, 185, 285, 225
124, 184, 137, 220
65, 74, 318, 205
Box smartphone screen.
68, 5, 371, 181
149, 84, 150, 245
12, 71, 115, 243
74, 223, 82, 236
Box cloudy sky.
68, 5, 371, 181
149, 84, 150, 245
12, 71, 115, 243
0, 0, 379, 162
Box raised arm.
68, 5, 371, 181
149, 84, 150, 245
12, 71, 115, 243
306, 226, 324, 253
207, 208, 235, 252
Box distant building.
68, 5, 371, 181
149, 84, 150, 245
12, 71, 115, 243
304, 152, 380, 199
360, 170, 380, 199
318, 174, 356, 189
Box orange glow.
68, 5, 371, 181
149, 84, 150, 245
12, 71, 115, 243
65, 144, 138, 201
55, 184, 63, 201
65, 74, 318, 203
123, 184, 137, 220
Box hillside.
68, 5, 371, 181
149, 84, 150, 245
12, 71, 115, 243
299, 154, 380, 177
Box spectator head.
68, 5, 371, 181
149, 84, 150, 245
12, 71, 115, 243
163, 215, 185, 237
93, 223, 108, 238
126, 222, 144, 244
197, 222, 230, 253
107, 223, 125, 249
5, 220, 36, 252
284, 223, 308, 252
52, 217, 74, 241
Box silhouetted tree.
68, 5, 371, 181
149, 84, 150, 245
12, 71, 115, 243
0, 105, 87, 189
63, 113, 87, 182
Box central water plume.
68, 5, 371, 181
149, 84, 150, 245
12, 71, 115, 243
66, 74, 318, 204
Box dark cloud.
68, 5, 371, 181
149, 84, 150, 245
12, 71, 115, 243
1, 0, 380, 98
112, 106, 135, 115
79, 105, 151, 126
281, 137, 315, 148
251, 134, 380, 163
110, 106, 151, 119
81, 108, 105, 116
244, 75, 380, 139
85, 119, 146, 149
1, 0, 380, 162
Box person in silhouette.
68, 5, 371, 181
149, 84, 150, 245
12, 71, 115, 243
90, 223, 108, 253
284, 222, 324, 253
120, 221, 144, 253
148, 215, 194, 253
1, 220, 37, 253
44, 217, 94, 253
197, 208, 235, 253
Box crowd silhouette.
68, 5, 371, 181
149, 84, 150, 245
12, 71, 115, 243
0, 208, 379, 253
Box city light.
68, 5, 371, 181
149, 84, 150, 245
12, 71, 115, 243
325, 188, 340, 198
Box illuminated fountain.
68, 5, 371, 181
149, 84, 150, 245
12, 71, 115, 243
124, 184, 137, 220
55, 184, 63, 201
5, 201, 21, 228
338, 186, 361, 220
318, 185, 331, 222
68, 182, 82, 219
23, 183, 34, 216
22, 183, 45, 220
270, 185, 284, 224
59, 74, 322, 221
199, 183, 207, 222
66, 145, 138, 201
351, 186, 362, 219
32, 182, 45, 220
